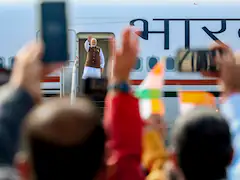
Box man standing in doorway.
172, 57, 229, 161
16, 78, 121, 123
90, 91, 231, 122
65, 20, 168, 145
82, 36, 105, 79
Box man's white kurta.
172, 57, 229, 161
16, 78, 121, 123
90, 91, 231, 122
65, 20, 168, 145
82, 40, 105, 79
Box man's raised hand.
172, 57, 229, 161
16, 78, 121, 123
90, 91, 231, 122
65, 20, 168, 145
88, 35, 92, 42
203, 42, 240, 98
108, 27, 139, 84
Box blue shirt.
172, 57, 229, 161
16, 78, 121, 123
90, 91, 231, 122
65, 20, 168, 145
221, 94, 240, 180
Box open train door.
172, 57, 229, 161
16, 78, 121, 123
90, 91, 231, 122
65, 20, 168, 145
77, 32, 114, 95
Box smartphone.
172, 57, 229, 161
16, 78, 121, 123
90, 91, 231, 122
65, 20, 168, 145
82, 78, 108, 102
176, 48, 224, 72
40, 1, 68, 63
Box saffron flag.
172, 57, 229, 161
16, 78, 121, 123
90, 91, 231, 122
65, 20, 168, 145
178, 91, 216, 115
135, 61, 165, 120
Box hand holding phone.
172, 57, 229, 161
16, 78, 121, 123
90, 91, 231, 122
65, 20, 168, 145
40, 1, 68, 63
176, 48, 225, 73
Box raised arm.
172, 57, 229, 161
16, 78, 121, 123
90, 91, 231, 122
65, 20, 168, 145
84, 40, 90, 52
221, 94, 240, 180
209, 43, 240, 180
100, 49, 105, 69
104, 27, 144, 180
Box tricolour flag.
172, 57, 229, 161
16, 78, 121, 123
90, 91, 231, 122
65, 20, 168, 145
135, 61, 165, 120
178, 91, 216, 115
139, 99, 165, 120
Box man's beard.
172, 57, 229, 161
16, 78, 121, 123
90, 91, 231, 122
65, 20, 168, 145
91, 44, 96, 47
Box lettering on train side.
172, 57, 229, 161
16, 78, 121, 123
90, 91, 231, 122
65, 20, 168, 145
130, 18, 240, 49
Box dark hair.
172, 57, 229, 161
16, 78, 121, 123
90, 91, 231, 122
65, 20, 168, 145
172, 107, 232, 180
30, 125, 105, 180
23, 98, 106, 180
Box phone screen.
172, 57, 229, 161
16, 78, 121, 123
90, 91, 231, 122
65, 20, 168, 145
41, 2, 68, 63
176, 49, 220, 72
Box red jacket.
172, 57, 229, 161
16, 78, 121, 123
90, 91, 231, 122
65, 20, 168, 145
103, 92, 144, 180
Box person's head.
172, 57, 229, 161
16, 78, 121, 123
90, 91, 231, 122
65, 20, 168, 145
171, 107, 233, 180
18, 97, 105, 180
91, 38, 97, 47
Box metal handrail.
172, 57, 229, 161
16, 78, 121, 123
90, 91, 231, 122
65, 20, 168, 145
60, 62, 77, 98
70, 59, 78, 104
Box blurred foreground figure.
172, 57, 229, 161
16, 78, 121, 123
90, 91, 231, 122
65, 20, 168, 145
142, 114, 168, 180
20, 98, 105, 180
147, 114, 167, 139
103, 26, 144, 180
82, 36, 105, 79
201, 43, 240, 180
0, 41, 61, 180
171, 107, 233, 180
16, 26, 143, 180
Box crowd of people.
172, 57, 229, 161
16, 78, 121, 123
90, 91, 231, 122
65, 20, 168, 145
0, 26, 240, 180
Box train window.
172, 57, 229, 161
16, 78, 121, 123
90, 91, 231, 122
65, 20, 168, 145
147, 56, 159, 71
133, 57, 142, 71
0, 57, 4, 68
166, 56, 175, 71
9, 57, 15, 68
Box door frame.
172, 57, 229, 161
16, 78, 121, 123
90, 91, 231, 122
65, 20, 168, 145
77, 32, 115, 70
77, 32, 115, 95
